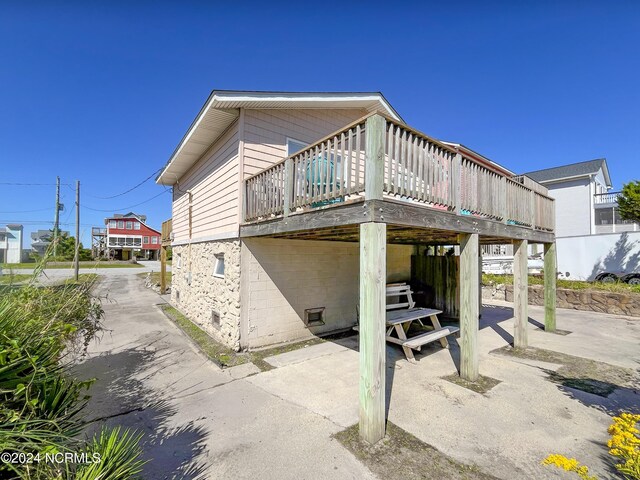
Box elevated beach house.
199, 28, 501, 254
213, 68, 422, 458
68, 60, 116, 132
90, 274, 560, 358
157, 90, 557, 443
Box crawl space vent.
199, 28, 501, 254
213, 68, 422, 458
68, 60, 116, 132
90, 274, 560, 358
304, 307, 325, 327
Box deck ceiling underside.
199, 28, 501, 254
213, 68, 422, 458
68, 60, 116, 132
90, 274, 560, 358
267, 224, 514, 245
240, 199, 555, 245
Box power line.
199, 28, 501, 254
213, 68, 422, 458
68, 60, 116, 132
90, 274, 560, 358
0, 182, 72, 187
84, 167, 164, 200
82, 189, 170, 213
0, 207, 52, 213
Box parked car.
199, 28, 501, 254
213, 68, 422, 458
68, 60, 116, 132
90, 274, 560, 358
594, 272, 640, 285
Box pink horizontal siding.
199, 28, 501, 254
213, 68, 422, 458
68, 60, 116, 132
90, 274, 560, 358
172, 122, 240, 242
243, 109, 368, 177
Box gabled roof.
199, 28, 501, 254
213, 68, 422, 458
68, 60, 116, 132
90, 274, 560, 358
108, 212, 147, 222
105, 212, 159, 234
156, 90, 403, 185
523, 158, 611, 187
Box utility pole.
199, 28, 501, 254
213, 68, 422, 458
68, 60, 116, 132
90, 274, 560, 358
74, 180, 80, 281
53, 176, 60, 257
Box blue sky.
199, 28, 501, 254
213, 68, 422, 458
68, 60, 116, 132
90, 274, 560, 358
1, 1, 639, 246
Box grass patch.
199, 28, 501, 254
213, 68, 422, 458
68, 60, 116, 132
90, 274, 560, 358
2, 261, 144, 269
483, 273, 640, 294
0, 273, 31, 285
492, 346, 636, 397
334, 422, 496, 480
159, 304, 356, 372
249, 337, 329, 371
441, 374, 501, 394
160, 305, 248, 368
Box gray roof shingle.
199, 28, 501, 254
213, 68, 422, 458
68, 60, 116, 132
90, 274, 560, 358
522, 158, 611, 186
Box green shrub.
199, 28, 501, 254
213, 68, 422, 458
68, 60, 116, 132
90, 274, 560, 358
0, 268, 146, 479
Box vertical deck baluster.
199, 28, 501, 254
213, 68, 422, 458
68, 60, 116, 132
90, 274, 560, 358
347, 128, 353, 194
400, 130, 407, 196
332, 136, 338, 198
393, 127, 400, 195
411, 136, 420, 199
319, 141, 326, 202
355, 125, 362, 191
386, 124, 393, 193
340, 132, 346, 197
417, 139, 425, 201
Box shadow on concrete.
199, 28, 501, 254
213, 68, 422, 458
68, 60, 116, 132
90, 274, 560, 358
72, 348, 208, 480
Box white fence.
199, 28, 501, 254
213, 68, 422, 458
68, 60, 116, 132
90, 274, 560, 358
557, 231, 640, 280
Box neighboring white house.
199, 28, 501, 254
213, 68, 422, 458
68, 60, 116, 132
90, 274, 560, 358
523, 159, 638, 237
31, 229, 70, 256
0, 224, 24, 264
523, 159, 639, 280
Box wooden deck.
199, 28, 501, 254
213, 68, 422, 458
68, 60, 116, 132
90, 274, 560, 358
240, 112, 555, 245
238, 112, 557, 444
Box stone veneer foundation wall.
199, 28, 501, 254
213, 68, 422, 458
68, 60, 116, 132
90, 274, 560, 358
171, 239, 241, 350
240, 238, 413, 349
482, 284, 640, 317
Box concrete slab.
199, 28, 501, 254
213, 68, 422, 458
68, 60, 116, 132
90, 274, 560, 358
74, 273, 375, 480
263, 339, 355, 368
248, 302, 640, 480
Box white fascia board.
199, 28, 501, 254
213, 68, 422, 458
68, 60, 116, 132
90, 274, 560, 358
157, 94, 222, 185
212, 92, 400, 119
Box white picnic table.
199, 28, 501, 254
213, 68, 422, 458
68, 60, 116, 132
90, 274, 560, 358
355, 283, 460, 362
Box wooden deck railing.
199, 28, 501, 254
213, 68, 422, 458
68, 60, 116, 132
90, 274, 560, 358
242, 113, 555, 232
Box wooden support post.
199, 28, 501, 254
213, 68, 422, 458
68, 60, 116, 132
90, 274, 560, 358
160, 245, 167, 295
544, 242, 557, 332
283, 157, 293, 216
359, 222, 386, 444
364, 115, 385, 201
459, 233, 479, 381
513, 239, 529, 348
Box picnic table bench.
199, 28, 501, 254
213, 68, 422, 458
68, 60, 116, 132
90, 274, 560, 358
355, 283, 460, 362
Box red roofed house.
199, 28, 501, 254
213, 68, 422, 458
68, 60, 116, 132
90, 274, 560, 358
105, 212, 161, 260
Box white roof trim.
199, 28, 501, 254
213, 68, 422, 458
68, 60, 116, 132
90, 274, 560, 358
157, 91, 401, 185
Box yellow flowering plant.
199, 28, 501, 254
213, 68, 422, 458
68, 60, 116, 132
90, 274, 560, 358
542, 454, 597, 480
543, 412, 640, 480
607, 413, 640, 479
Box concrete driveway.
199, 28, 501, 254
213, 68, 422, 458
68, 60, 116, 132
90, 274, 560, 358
74, 273, 374, 480
74, 272, 640, 479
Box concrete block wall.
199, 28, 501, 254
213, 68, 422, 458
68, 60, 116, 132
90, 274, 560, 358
171, 239, 242, 350
240, 237, 412, 349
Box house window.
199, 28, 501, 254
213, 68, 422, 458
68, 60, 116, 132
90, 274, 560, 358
595, 209, 613, 225
117, 220, 124, 229
134, 222, 141, 230
143, 236, 149, 244
109, 220, 116, 228
286, 138, 308, 156
213, 254, 225, 278
126, 221, 133, 229
134, 238, 141, 246
151, 236, 158, 244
